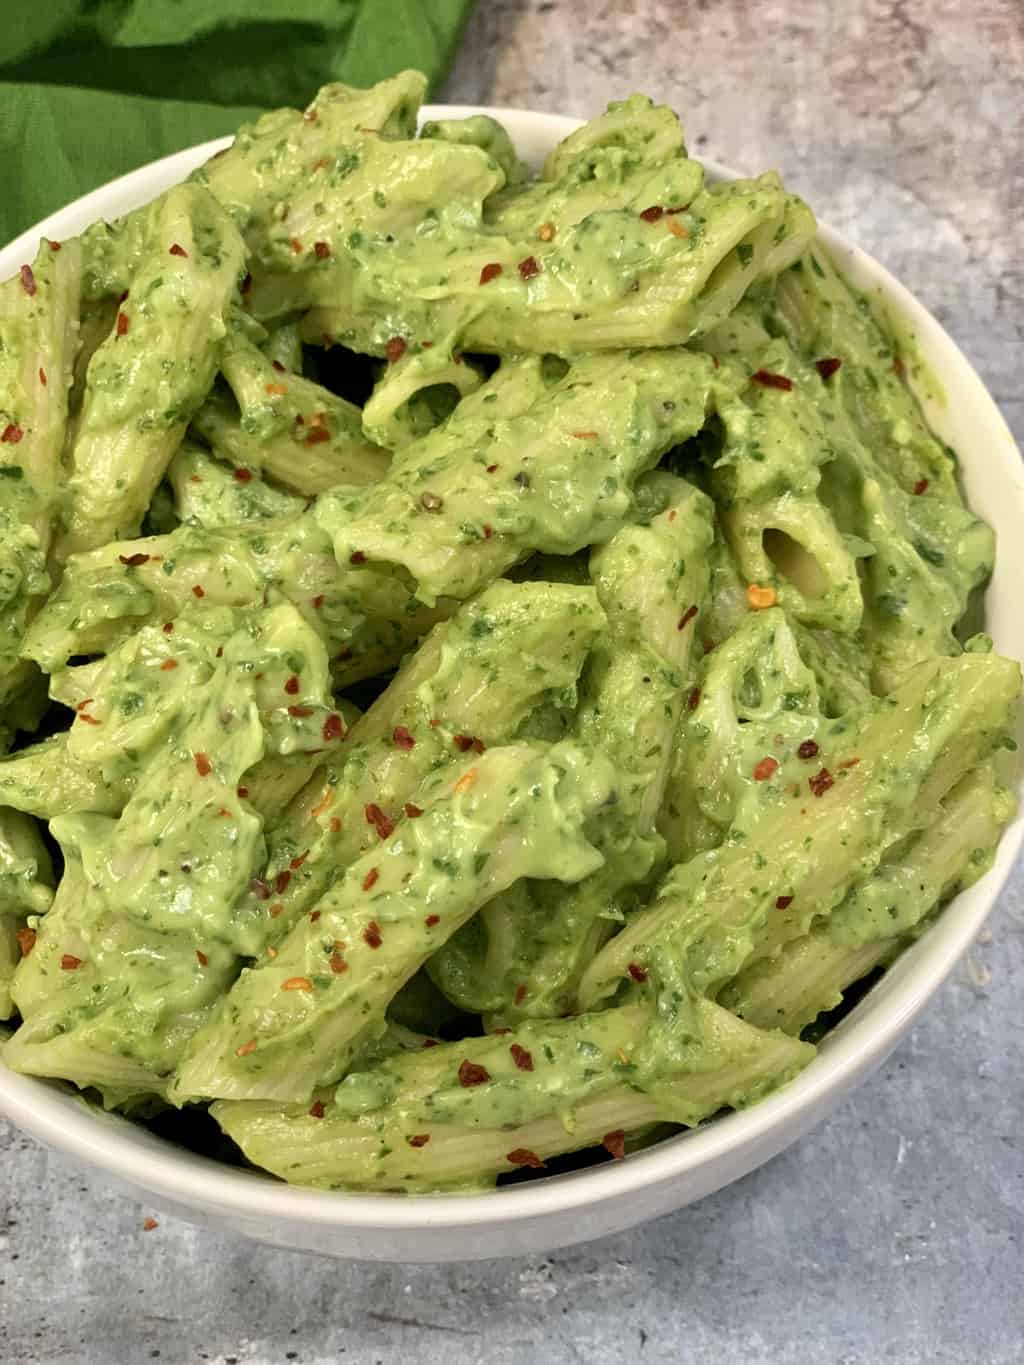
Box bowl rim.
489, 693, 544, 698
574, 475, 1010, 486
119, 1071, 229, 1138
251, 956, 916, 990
0, 103, 1021, 1240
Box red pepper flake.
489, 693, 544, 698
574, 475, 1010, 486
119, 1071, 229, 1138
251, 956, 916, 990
309, 910, 320, 922
677, 604, 698, 631
191, 584, 205, 598
362, 867, 379, 892
422, 1038, 440, 1048
492, 1028, 512, 1036
19, 264, 36, 296
309, 1100, 326, 1119
365, 803, 394, 840
838, 757, 861, 770
627, 962, 648, 983
809, 768, 834, 797
38, 367, 47, 387
274, 869, 292, 895
753, 756, 779, 782
797, 740, 819, 760
507, 1148, 545, 1169
329, 951, 347, 974
15, 927, 35, 958
515, 984, 527, 1005
311, 594, 325, 608
305, 426, 330, 445
1, 424, 23, 444
775, 895, 794, 910
892, 355, 905, 377
458, 1060, 490, 1087
118, 290, 129, 304
602, 1130, 626, 1160
479, 262, 503, 285
425, 914, 441, 927
453, 734, 485, 754
486, 463, 498, 473
290, 851, 309, 870
235, 1039, 257, 1057
250, 877, 271, 900
48, 240, 61, 251
363, 920, 383, 949
169, 243, 188, 258
510, 1044, 534, 1072
116, 312, 129, 337
815, 357, 842, 380
60, 954, 83, 971
217, 807, 232, 817
313, 241, 331, 260
323, 712, 344, 742
196, 950, 208, 966
281, 976, 313, 992
287, 704, 314, 718
752, 369, 792, 391
118, 552, 150, 567
403, 802, 423, 819
517, 255, 541, 280
570, 431, 600, 440
349, 550, 367, 564
913, 478, 929, 496
233, 467, 254, 483
746, 584, 777, 610
639, 205, 664, 223
386, 336, 407, 365
687, 686, 701, 711
407, 1134, 430, 1148
194, 752, 212, 777
236, 785, 249, 799
666, 217, 689, 239
76, 699, 93, 713
142, 1218, 159, 1232
329, 816, 342, 833
77, 711, 101, 726
160, 659, 178, 672
482, 524, 493, 540
284, 674, 300, 695
289, 237, 304, 255
393, 725, 415, 750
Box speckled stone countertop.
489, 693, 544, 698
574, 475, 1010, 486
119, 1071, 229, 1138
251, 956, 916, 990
2, 3, 1022, 1362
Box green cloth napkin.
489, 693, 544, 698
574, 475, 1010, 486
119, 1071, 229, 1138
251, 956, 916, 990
0, 0, 474, 245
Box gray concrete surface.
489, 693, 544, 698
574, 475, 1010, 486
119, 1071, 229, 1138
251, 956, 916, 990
2, 2, 1022, 1361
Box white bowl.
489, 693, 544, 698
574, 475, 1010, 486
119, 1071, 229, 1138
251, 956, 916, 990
1, 106, 1021, 1263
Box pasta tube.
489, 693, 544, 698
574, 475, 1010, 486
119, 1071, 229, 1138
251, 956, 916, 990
173, 741, 616, 1104
212, 998, 812, 1190
62, 185, 247, 553
579, 652, 1020, 1012
317, 348, 731, 603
